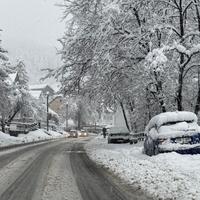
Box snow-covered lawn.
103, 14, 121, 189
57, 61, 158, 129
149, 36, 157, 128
85, 136, 200, 200
0, 129, 66, 147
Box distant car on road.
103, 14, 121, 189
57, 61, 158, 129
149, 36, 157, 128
107, 127, 130, 144
68, 130, 78, 138
78, 130, 89, 137
143, 111, 200, 156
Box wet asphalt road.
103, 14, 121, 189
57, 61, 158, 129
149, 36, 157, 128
0, 138, 151, 200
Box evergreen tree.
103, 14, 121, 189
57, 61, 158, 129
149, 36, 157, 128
14, 61, 30, 118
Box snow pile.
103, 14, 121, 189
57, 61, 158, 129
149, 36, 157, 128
19, 129, 52, 142
86, 136, 200, 200
0, 132, 22, 146
48, 130, 63, 138
0, 129, 65, 147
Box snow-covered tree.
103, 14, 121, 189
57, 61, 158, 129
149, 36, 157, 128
15, 61, 34, 119
0, 31, 10, 132
45, 0, 200, 131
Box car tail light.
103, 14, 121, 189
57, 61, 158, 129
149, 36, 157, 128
158, 138, 167, 144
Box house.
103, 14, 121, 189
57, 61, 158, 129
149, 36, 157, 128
29, 84, 61, 128
29, 84, 54, 102
98, 105, 129, 131
113, 105, 128, 129
49, 95, 70, 129
49, 95, 64, 117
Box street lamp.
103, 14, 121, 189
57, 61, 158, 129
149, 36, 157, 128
46, 92, 49, 131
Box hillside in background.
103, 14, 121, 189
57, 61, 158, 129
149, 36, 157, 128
5, 40, 61, 85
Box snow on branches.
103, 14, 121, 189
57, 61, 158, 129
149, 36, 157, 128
47, 0, 200, 131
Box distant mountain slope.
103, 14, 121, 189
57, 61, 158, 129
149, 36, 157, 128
6, 40, 61, 84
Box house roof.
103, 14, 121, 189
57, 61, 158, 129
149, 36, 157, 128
29, 84, 48, 90
29, 90, 42, 99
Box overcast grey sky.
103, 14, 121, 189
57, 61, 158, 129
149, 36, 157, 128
0, 0, 65, 83
0, 0, 65, 47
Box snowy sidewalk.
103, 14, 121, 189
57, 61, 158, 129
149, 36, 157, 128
85, 136, 200, 200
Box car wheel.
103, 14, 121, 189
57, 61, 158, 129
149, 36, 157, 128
154, 145, 159, 155
130, 140, 133, 145
144, 136, 156, 156
154, 141, 159, 155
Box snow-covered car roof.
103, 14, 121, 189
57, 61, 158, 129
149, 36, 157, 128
145, 111, 198, 132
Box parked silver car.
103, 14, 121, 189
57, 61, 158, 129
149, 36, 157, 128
107, 127, 130, 143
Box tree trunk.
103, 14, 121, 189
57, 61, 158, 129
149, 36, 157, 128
177, 69, 184, 111
1, 116, 5, 133
153, 71, 167, 113
195, 68, 200, 114
66, 104, 69, 131
120, 102, 130, 131
194, 1, 200, 115
177, 0, 184, 111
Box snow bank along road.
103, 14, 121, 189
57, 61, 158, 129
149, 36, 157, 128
86, 136, 200, 200
0, 137, 150, 200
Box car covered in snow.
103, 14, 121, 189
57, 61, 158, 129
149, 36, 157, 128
143, 111, 200, 156
107, 127, 130, 143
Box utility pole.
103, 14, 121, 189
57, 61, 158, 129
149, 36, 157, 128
46, 92, 49, 131
77, 103, 81, 130
66, 103, 68, 131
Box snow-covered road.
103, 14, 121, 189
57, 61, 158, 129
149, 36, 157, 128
0, 139, 82, 200
0, 137, 145, 200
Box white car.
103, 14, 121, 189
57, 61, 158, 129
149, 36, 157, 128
107, 127, 130, 144
143, 111, 200, 156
